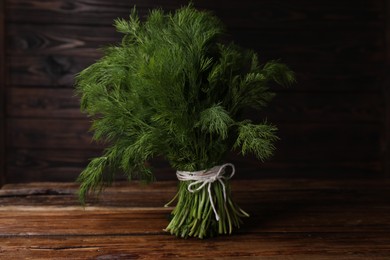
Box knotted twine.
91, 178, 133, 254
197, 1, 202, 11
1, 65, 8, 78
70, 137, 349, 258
176, 163, 235, 221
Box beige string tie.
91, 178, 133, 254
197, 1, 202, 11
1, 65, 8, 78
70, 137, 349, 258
176, 163, 235, 221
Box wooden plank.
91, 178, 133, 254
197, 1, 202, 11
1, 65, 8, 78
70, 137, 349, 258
5, 148, 383, 184
2, 179, 390, 206
5, 0, 384, 29
6, 24, 119, 56
5, 25, 385, 90
7, 57, 385, 90
293, 70, 383, 91
5, 0, 150, 25
212, 0, 385, 30
290, 62, 385, 90
6, 54, 385, 89
232, 28, 384, 64
259, 91, 384, 123
6, 118, 99, 149
272, 123, 381, 161
2, 179, 390, 194
230, 157, 383, 178
6, 88, 384, 122
5, 119, 382, 181
5, 149, 177, 183
6, 88, 82, 119
1, 233, 389, 259
6, 119, 382, 158
1, 179, 390, 208
6, 55, 96, 87
0, 206, 389, 235
5, 149, 103, 183
7, 24, 384, 62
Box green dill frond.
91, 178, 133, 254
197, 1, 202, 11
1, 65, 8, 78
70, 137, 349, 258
196, 104, 233, 139
121, 129, 159, 167
233, 72, 276, 112
77, 156, 110, 204
233, 122, 279, 161
263, 60, 296, 87
114, 18, 133, 34
250, 53, 260, 72
114, 7, 140, 35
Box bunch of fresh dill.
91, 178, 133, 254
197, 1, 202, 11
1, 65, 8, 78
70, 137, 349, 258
75, 5, 294, 238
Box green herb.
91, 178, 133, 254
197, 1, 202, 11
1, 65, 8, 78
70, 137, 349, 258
75, 4, 295, 238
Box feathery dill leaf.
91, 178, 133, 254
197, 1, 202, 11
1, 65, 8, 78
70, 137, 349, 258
234, 122, 279, 161
196, 104, 233, 139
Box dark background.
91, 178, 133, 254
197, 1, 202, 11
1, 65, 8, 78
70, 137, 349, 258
0, 0, 389, 184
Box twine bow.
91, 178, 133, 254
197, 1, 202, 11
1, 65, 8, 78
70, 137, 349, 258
176, 163, 235, 221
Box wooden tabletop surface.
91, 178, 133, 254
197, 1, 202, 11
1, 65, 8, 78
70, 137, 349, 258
0, 179, 389, 259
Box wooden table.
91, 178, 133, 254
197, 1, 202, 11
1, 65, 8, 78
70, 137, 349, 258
0, 179, 389, 259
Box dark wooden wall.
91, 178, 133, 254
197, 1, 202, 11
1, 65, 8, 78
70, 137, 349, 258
1, 0, 389, 183
0, 0, 5, 185
385, 1, 390, 177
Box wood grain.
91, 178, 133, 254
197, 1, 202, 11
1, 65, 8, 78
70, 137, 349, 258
6, 88, 82, 118
5, 0, 384, 28
232, 28, 385, 63
6, 118, 99, 149
6, 149, 102, 183
7, 24, 119, 56
0, 179, 389, 259
257, 91, 384, 123
7, 55, 96, 87
1, 233, 389, 259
